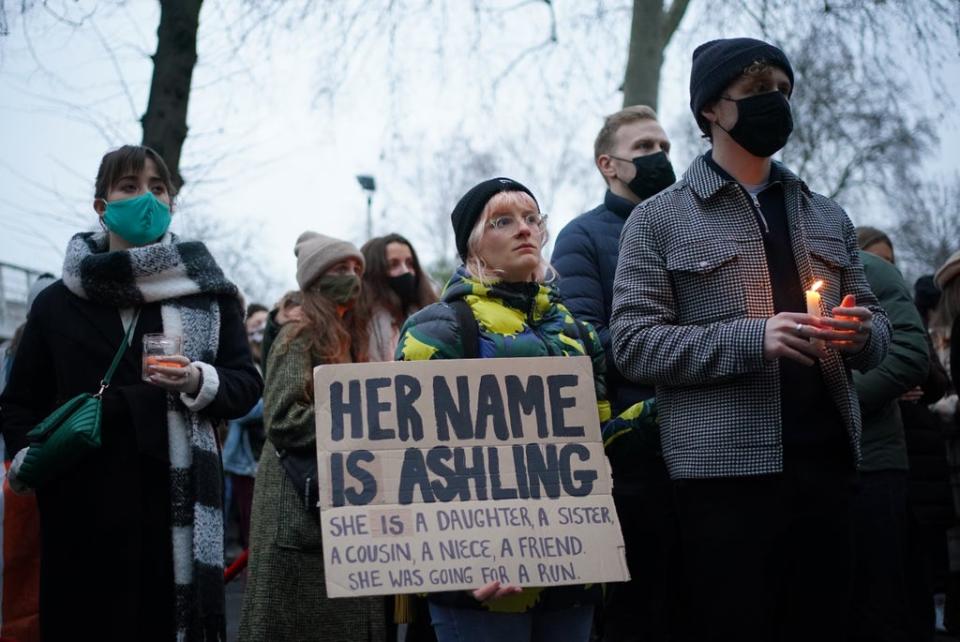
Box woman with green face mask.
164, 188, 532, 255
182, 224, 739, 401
0, 145, 263, 641
240, 232, 386, 642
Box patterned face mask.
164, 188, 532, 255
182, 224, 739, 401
313, 273, 362, 305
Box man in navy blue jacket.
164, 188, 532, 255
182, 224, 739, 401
553, 106, 674, 414
553, 106, 677, 641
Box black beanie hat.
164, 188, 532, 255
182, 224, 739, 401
450, 177, 538, 261
689, 37, 794, 135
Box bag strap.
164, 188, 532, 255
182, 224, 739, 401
450, 299, 479, 359
96, 309, 141, 397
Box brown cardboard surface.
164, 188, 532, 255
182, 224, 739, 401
312, 356, 630, 597
321, 496, 628, 598
316, 443, 612, 508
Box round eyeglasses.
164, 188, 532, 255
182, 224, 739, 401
488, 213, 548, 233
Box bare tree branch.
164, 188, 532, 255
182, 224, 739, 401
90, 17, 140, 123
39, 0, 96, 28
891, 173, 960, 281
172, 208, 284, 304
500, 0, 549, 13
661, 0, 692, 43
491, 3, 557, 92
0, 194, 85, 228
0, 212, 69, 257
779, 25, 936, 210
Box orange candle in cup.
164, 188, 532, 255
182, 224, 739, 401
145, 355, 185, 369
142, 333, 184, 382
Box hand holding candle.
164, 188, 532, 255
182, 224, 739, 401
142, 334, 200, 394
146, 353, 202, 394
142, 334, 184, 382
765, 281, 872, 364
763, 310, 829, 366
818, 293, 874, 353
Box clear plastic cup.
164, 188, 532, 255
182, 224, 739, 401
142, 333, 184, 382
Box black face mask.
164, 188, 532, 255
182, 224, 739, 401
611, 151, 676, 202
718, 91, 794, 158
387, 272, 418, 306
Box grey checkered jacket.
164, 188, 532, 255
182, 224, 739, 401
610, 154, 891, 479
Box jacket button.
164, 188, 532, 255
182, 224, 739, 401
699, 260, 709, 268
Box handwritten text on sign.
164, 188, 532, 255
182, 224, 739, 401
313, 356, 629, 597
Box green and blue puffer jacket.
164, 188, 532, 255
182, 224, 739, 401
395, 266, 658, 613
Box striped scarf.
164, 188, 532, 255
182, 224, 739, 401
63, 231, 236, 641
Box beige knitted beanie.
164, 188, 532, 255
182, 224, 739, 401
295, 231, 364, 290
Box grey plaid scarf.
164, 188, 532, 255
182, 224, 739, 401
64, 231, 237, 641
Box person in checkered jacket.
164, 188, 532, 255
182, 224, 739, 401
610, 37, 892, 642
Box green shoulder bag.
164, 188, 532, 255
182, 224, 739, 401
16, 310, 141, 489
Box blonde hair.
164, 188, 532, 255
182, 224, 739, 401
934, 281, 960, 331
594, 105, 659, 160
464, 191, 556, 286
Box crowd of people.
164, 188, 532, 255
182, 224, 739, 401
1, 35, 960, 642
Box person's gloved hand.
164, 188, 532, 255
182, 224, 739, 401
602, 399, 662, 478
7, 447, 34, 495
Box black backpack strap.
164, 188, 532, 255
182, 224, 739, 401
450, 299, 479, 359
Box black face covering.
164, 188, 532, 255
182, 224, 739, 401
387, 272, 418, 306
611, 151, 676, 202
719, 91, 794, 158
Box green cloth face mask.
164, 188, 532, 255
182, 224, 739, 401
101, 192, 171, 246
314, 274, 362, 304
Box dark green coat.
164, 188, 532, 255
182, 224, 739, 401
240, 326, 386, 641
854, 252, 929, 471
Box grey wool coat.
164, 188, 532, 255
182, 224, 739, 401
239, 325, 386, 642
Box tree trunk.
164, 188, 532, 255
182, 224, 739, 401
141, 0, 203, 190
621, 0, 691, 110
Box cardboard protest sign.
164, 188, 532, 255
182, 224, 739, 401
313, 355, 630, 598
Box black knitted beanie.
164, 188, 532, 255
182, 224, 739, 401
450, 177, 537, 261
689, 37, 794, 134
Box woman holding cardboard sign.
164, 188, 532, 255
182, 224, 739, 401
240, 232, 387, 641
396, 178, 656, 642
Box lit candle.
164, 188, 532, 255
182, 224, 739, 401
805, 280, 824, 349
805, 280, 823, 317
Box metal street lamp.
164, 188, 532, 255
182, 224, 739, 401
356, 174, 376, 240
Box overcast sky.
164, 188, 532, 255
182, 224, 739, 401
1, 1, 957, 302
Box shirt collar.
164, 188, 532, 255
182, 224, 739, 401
604, 189, 637, 219
685, 150, 804, 200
